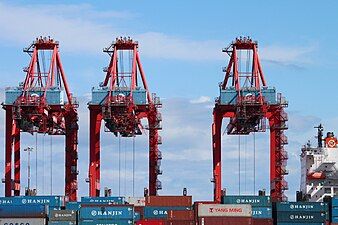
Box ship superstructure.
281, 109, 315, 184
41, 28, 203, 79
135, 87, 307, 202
300, 124, 338, 202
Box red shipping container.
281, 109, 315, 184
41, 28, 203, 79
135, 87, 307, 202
198, 217, 253, 225
168, 210, 194, 221
135, 206, 145, 219
136, 219, 166, 225
193, 201, 215, 224
146, 196, 192, 207
252, 218, 273, 225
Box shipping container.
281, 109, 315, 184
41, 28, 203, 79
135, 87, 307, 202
50, 210, 77, 221
276, 211, 326, 223
145, 196, 192, 207
252, 218, 273, 225
0, 205, 48, 218
166, 221, 194, 225
79, 220, 133, 225
0, 218, 46, 225
144, 207, 191, 219
198, 216, 252, 225
167, 210, 194, 221
252, 207, 272, 219
127, 197, 146, 207
79, 206, 134, 220
332, 197, 338, 207
275, 202, 327, 212
276, 223, 325, 225
66, 202, 81, 210
221, 195, 271, 207
49, 222, 76, 225
81, 197, 125, 205
136, 220, 166, 225
135, 206, 145, 219
134, 212, 141, 221
0, 196, 65, 207
198, 204, 252, 217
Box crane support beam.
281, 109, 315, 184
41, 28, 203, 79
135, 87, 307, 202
212, 37, 288, 202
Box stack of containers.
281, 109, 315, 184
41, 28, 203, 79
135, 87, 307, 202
127, 197, 146, 222
49, 210, 77, 225
222, 195, 272, 225
197, 203, 253, 225
274, 202, 327, 225
330, 197, 338, 224
0, 205, 48, 225
78, 204, 134, 225
141, 196, 193, 224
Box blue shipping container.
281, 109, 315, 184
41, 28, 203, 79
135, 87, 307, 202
143, 206, 191, 219
276, 211, 326, 223
66, 202, 82, 210
81, 197, 125, 205
0, 196, 64, 207
79, 206, 133, 220
221, 195, 271, 207
0, 205, 48, 218
252, 207, 272, 218
277, 223, 325, 225
134, 212, 141, 221
276, 202, 327, 212
79, 220, 133, 225
332, 197, 338, 207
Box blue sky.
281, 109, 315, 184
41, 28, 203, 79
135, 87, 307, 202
0, 1, 338, 200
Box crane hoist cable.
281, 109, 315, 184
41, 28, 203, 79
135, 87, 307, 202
50, 135, 53, 195
244, 135, 247, 193
35, 133, 38, 190
124, 138, 127, 196
42, 134, 45, 195
132, 136, 135, 197
253, 132, 256, 194
238, 135, 241, 195
118, 134, 121, 196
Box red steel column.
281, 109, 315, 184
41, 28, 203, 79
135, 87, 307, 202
148, 109, 159, 196
212, 109, 223, 203
89, 107, 102, 197
65, 113, 79, 201
13, 123, 20, 196
5, 108, 13, 196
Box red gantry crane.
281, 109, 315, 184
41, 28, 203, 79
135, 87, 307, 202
212, 37, 288, 203
2, 37, 79, 201
88, 37, 162, 196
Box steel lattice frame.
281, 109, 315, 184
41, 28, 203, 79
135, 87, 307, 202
88, 37, 162, 197
2, 37, 79, 201
212, 37, 288, 203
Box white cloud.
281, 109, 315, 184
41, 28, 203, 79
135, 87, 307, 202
0, 2, 314, 64
189, 96, 211, 104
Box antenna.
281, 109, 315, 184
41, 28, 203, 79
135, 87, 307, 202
314, 124, 324, 148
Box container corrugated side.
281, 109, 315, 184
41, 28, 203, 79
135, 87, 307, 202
145, 196, 192, 207
276, 223, 325, 225
50, 210, 77, 221
198, 204, 252, 217
221, 195, 271, 207
275, 202, 327, 212
0, 218, 46, 225
252, 218, 273, 225
144, 207, 191, 219
198, 216, 252, 225
276, 211, 326, 223
252, 207, 272, 218
66, 202, 81, 210
81, 197, 125, 205
78, 220, 133, 225
0, 205, 48, 218
79, 206, 134, 220
167, 210, 194, 221
49, 222, 76, 225
0, 196, 64, 207
136, 220, 166, 225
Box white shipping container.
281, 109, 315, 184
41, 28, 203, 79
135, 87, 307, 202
0, 218, 46, 225
198, 204, 252, 217
127, 197, 146, 206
